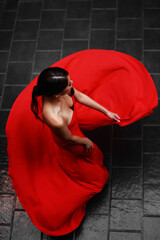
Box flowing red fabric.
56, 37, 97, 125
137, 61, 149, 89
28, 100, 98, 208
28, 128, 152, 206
5, 49, 158, 236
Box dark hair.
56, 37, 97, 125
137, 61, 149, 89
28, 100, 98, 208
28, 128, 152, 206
31, 67, 69, 124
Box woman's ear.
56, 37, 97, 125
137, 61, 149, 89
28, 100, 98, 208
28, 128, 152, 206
55, 93, 61, 98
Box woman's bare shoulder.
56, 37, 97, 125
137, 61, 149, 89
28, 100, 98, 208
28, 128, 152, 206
42, 102, 63, 128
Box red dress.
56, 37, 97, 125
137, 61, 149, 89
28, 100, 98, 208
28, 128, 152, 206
5, 49, 158, 236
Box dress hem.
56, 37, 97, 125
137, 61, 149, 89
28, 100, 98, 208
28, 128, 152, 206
9, 170, 86, 236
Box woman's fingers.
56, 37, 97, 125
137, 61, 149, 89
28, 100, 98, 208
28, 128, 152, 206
107, 111, 120, 122
114, 114, 120, 122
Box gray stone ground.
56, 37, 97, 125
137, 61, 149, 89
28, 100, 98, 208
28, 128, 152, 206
0, 0, 160, 239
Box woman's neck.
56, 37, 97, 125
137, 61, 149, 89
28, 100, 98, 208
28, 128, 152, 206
42, 92, 68, 104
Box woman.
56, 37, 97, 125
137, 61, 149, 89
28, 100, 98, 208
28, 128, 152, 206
29, 66, 114, 235
6, 49, 158, 236
31, 67, 120, 153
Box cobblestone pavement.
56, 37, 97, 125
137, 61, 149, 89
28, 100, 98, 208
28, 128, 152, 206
0, 0, 160, 239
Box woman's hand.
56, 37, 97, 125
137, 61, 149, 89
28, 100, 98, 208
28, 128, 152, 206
82, 138, 94, 152
105, 110, 120, 122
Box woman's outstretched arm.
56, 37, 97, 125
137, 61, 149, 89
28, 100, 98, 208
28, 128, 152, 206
73, 87, 120, 122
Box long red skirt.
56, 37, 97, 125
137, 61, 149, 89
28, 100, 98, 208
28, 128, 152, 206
5, 49, 158, 236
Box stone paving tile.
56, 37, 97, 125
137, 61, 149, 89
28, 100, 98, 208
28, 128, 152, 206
118, 0, 142, 18
62, 40, 88, 58
0, 164, 14, 193
43, 0, 67, 10
0, 110, 10, 135
6, 62, 33, 84
43, 231, 73, 239
0, 52, 9, 73
0, 11, 16, 30
0, 195, 14, 224
84, 125, 111, 154
113, 120, 142, 139
109, 232, 141, 240
103, 152, 111, 170
15, 196, 24, 210
5, 0, 19, 10
0, 74, 5, 96
20, 0, 42, 1
1, 85, 26, 109
144, 184, 160, 215
0, 2, 4, 18
10, 41, 36, 62
86, 183, 109, 214
144, 9, 160, 28
90, 29, 115, 50
143, 153, 160, 184
144, 0, 160, 8
143, 126, 160, 153
67, 1, 91, 19
37, 30, 63, 50
0, 31, 13, 50
143, 99, 160, 124
0, 225, 11, 240
111, 168, 142, 199
17, 2, 42, 20
14, 20, 39, 40
0, 136, 8, 161
64, 19, 90, 39
75, 214, 108, 240
92, 10, 116, 29
110, 200, 142, 230
144, 29, 160, 50
11, 211, 41, 240
143, 217, 160, 240
93, 0, 116, 8
40, 10, 65, 29
112, 139, 142, 167
144, 51, 160, 73
117, 40, 142, 62
33, 51, 61, 73
117, 18, 142, 39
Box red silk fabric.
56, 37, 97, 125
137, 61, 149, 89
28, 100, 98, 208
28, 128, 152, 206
5, 49, 158, 236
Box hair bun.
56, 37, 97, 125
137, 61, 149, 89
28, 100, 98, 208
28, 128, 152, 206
33, 85, 41, 96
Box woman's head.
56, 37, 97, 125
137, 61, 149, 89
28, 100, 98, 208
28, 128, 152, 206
31, 67, 72, 123
33, 67, 71, 97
